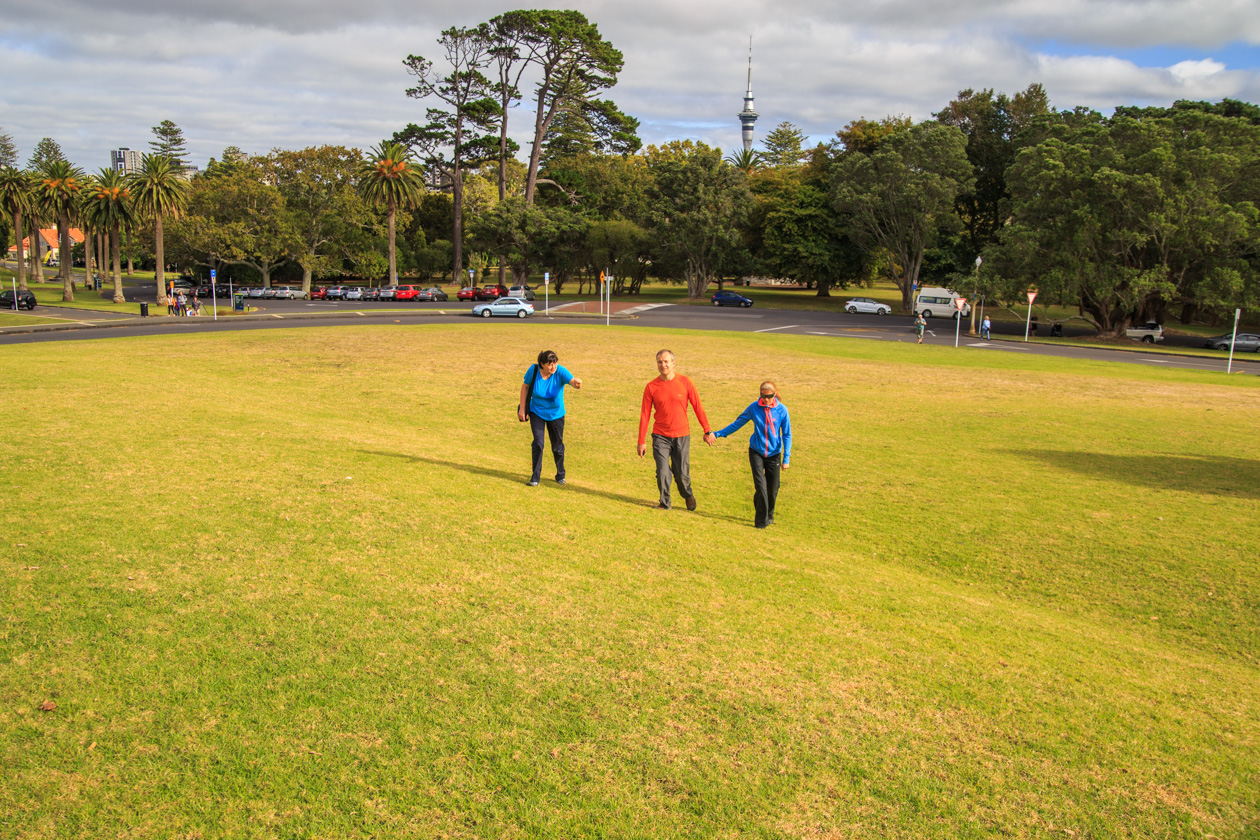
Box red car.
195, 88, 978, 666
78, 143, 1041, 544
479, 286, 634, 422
478, 284, 509, 301
457, 286, 479, 301
394, 285, 422, 301
310, 287, 329, 300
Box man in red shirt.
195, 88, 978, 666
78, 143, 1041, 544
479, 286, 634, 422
637, 349, 715, 510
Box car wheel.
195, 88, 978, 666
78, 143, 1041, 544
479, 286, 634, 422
922, 309, 932, 318
517, 310, 527, 319
877, 308, 889, 315
742, 301, 751, 307
847, 306, 857, 314
713, 300, 721, 306
1142, 336, 1154, 343
481, 309, 492, 318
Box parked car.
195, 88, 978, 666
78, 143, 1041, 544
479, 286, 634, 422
457, 287, 479, 301
507, 285, 536, 301
378, 286, 397, 301
1204, 332, 1260, 352
325, 286, 348, 300
0, 288, 37, 310
246, 287, 266, 298
260, 287, 279, 299
423, 287, 449, 301
479, 284, 510, 301
1125, 322, 1164, 343
310, 287, 329, 300
914, 286, 970, 318
711, 290, 753, 307
472, 297, 534, 319
272, 286, 299, 299
394, 285, 422, 301
343, 287, 364, 301
844, 297, 891, 315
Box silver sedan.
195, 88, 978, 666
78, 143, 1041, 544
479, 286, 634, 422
844, 297, 892, 315
472, 297, 535, 319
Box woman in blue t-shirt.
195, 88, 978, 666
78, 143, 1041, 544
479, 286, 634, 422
517, 350, 583, 486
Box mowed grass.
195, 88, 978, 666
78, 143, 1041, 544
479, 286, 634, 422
1, 325, 1258, 839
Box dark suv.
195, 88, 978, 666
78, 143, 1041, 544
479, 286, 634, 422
0, 289, 38, 310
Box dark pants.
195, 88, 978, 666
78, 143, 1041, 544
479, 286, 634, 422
749, 449, 782, 528
530, 414, 565, 482
652, 433, 692, 508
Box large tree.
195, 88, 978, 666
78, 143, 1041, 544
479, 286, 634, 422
357, 142, 425, 285
0, 129, 17, 169
761, 121, 808, 168
37, 160, 87, 301
28, 137, 65, 171
755, 167, 861, 296
150, 120, 190, 171
129, 153, 190, 304
831, 120, 973, 312
647, 141, 751, 298
0, 167, 33, 290
84, 169, 137, 303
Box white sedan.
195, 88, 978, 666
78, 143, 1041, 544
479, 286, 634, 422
844, 297, 892, 315
472, 297, 535, 319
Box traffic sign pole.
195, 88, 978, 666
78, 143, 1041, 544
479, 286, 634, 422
1228, 308, 1241, 374
210, 269, 217, 321
1024, 290, 1038, 342
954, 297, 966, 347
544, 271, 550, 316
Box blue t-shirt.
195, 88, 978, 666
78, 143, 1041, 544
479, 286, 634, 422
525, 364, 574, 421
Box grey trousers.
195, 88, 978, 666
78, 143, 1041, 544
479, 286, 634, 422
652, 433, 692, 507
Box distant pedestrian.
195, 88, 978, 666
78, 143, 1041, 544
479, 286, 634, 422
177, 291, 187, 316
915, 314, 927, 344
166, 292, 175, 315
192, 296, 202, 316
637, 349, 715, 510
981, 315, 991, 341
518, 350, 582, 486
713, 380, 792, 529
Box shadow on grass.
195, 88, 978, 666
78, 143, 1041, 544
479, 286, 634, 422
1006, 450, 1260, 499
357, 449, 749, 525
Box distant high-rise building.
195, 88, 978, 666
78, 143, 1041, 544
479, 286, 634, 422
110, 147, 140, 175
738, 38, 759, 152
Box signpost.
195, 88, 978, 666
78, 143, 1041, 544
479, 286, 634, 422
544, 271, 550, 315
954, 297, 967, 347
210, 269, 217, 321
606, 273, 612, 326
1227, 308, 1241, 374
10, 278, 16, 310
599, 271, 606, 317
1024, 290, 1038, 341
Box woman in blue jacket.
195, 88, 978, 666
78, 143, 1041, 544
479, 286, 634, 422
714, 380, 792, 528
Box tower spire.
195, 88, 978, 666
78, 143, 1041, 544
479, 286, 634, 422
738, 36, 758, 153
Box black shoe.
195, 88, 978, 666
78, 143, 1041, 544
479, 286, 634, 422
655, 502, 670, 510
755, 523, 767, 529
556, 478, 566, 485
526, 479, 540, 486
685, 495, 697, 511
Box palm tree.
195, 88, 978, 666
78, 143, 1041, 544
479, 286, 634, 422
356, 142, 424, 286
129, 154, 189, 305
37, 160, 86, 301
0, 167, 34, 291
85, 169, 137, 304
724, 148, 763, 174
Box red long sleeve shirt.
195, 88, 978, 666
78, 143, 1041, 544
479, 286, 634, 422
638, 374, 712, 445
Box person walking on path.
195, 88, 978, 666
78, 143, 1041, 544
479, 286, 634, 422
981, 315, 991, 341
637, 349, 715, 511
915, 313, 927, 344
518, 350, 582, 486
713, 381, 792, 529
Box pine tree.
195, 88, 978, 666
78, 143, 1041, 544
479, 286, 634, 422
0, 129, 17, 169
28, 137, 66, 171
761, 122, 808, 168
149, 120, 189, 170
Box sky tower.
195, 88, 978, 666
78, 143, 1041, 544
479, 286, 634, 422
738, 38, 758, 152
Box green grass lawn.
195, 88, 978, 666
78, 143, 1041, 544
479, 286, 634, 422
2, 325, 1258, 838
0, 312, 67, 327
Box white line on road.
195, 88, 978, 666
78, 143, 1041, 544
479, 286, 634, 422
754, 324, 800, 333
967, 342, 992, 347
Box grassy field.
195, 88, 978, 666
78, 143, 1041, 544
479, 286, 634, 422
2, 325, 1258, 839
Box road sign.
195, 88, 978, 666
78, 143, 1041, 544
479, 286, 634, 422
1027, 290, 1038, 304
954, 297, 966, 310
210, 269, 216, 282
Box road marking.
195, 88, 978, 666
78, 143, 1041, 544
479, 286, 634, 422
270, 314, 284, 319
967, 342, 992, 347
754, 324, 800, 333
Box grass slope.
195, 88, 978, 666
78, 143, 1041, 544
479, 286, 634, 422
1, 325, 1257, 839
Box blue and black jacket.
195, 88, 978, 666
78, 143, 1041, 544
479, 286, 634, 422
715, 398, 791, 464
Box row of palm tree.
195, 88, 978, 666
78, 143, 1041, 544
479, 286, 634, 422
0, 154, 188, 303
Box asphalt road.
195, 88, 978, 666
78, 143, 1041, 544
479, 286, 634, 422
3, 294, 1258, 376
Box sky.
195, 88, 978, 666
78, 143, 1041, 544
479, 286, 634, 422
1, 0, 1257, 171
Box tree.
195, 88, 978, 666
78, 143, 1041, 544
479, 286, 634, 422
357, 142, 425, 285
129, 153, 190, 304
37, 160, 87, 300
756, 168, 861, 296
28, 138, 65, 172
724, 148, 762, 174
84, 169, 137, 303
515, 10, 627, 205
0, 129, 17, 169
832, 116, 912, 155
269, 146, 372, 295
647, 141, 751, 298
469, 197, 588, 286
832, 121, 973, 312
0, 168, 33, 290
761, 121, 808, 168
586, 219, 651, 293
150, 120, 189, 171
487, 12, 532, 202
401, 26, 500, 279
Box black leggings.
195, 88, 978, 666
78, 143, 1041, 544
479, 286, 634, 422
749, 449, 782, 528
530, 414, 565, 481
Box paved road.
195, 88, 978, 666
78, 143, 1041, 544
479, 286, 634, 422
2, 299, 1257, 376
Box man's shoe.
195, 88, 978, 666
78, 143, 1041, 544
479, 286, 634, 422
685, 495, 697, 511
526, 479, 540, 486
655, 502, 670, 510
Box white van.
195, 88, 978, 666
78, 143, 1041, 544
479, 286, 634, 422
914, 286, 971, 318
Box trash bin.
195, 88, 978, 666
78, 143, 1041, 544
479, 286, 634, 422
233, 294, 245, 312
1050, 323, 1063, 338
140, 302, 149, 317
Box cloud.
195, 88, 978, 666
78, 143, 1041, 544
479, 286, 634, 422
0, 0, 1256, 169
